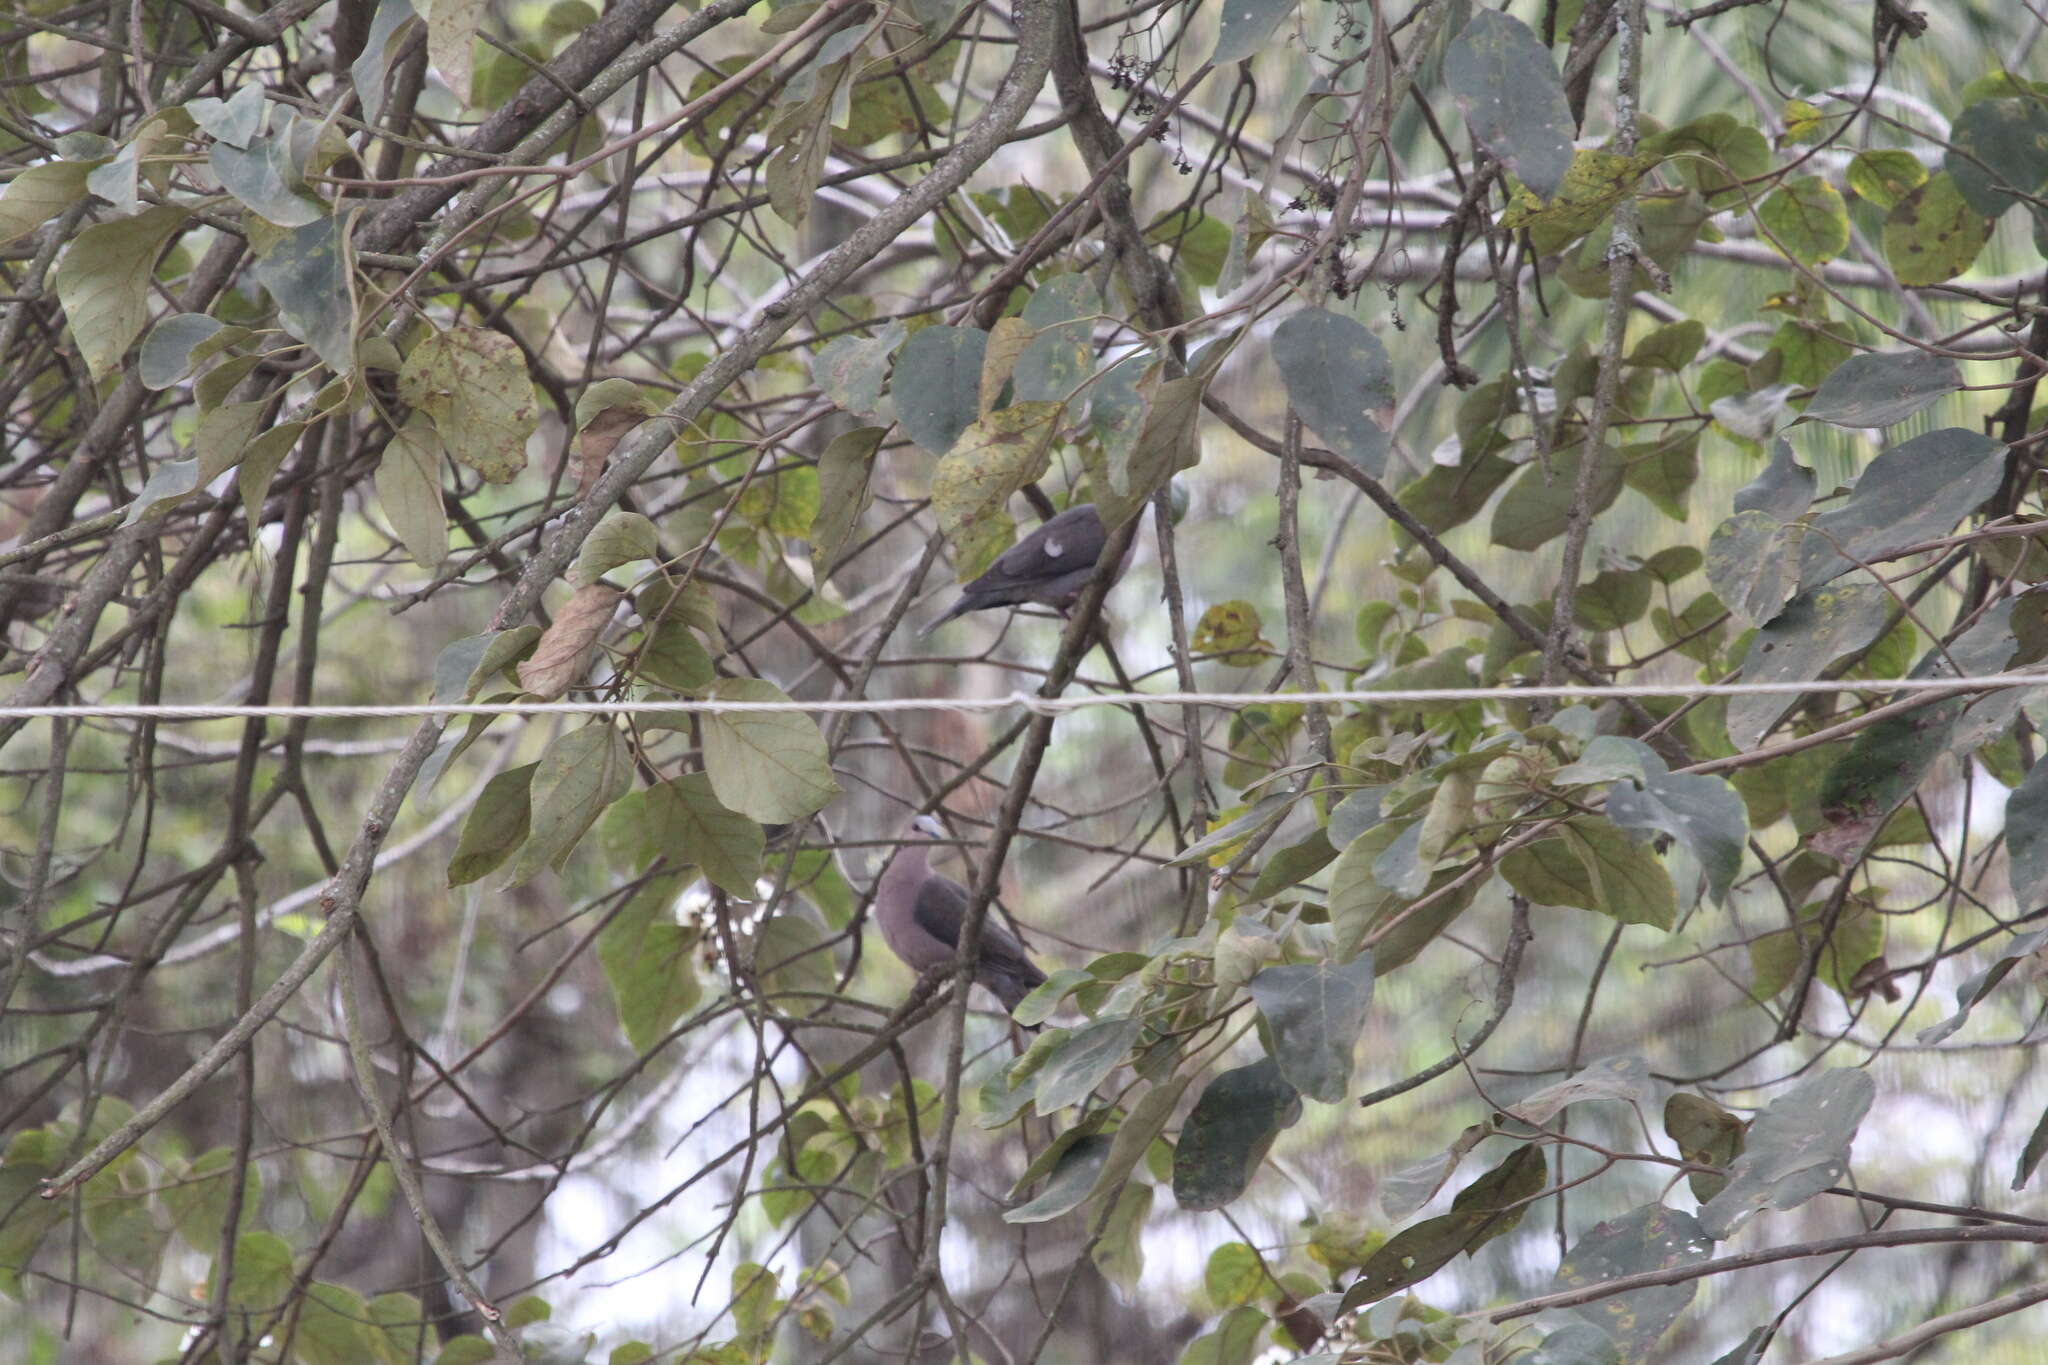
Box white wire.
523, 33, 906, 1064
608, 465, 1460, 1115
2, 673, 2045, 723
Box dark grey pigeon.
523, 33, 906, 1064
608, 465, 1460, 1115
922, 503, 1126, 635
873, 815, 1047, 1016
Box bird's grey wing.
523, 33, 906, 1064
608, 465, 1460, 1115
964, 506, 1104, 596
911, 875, 971, 950
912, 877, 1040, 971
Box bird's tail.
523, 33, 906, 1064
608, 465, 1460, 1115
989, 961, 1049, 1021
918, 596, 976, 638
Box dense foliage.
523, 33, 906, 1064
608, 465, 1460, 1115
3, 0, 2047, 1362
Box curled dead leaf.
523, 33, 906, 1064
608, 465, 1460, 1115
517, 583, 622, 698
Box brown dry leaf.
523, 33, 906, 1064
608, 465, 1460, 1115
518, 583, 622, 698
576, 406, 649, 498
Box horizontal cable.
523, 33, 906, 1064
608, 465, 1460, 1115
3, 672, 2045, 723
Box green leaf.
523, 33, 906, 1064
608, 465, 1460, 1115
1603, 742, 1747, 905
1179, 1305, 1268, 1365
1810, 603, 2018, 862
599, 873, 702, 1052
1643, 113, 1771, 209
1490, 443, 1626, 551
1725, 584, 1891, 750
1801, 349, 1961, 429
700, 677, 840, 823
0, 159, 92, 245
1881, 173, 1994, 286
1499, 818, 1676, 928
251, 214, 356, 375
1697, 1068, 1873, 1239
376, 419, 447, 569
930, 400, 1059, 570
1627, 319, 1704, 371
891, 324, 986, 455
447, 762, 536, 887
755, 907, 837, 1008
1013, 272, 1098, 402
2014, 1101, 2048, 1191
1574, 567, 1652, 630
1210, 0, 1294, 64
1034, 1015, 1142, 1114
54, 204, 188, 380
1193, 599, 1266, 665
1945, 97, 2048, 216
1204, 1242, 1270, 1308
1247, 953, 1376, 1103
1554, 1206, 1714, 1362
1756, 176, 1849, 263
223, 1230, 296, 1319
298, 1281, 378, 1365
398, 325, 538, 483
1443, 10, 1574, 201
1091, 1180, 1152, 1295
643, 773, 762, 896
1006, 1134, 1112, 1223
1664, 1093, 1745, 1202
573, 510, 659, 585
1272, 307, 1395, 476
507, 724, 632, 885
1398, 449, 1517, 535
1846, 148, 1926, 210
1337, 1145, 1547, 1311
1172, 1057, 1302, 1211
810, 426, 885, 578
1749, 899, 1884, 1002
238, 421, 305, 514
1798, 428, 2005, 591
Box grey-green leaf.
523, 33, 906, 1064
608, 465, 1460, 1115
251, 215, 355, 375
1555, 1205, 1714, 1358
1012, 272, 1097, 403
140, 313, 225, 390
1696, 1068, 1874, 1239
1246, 953, 1376, 1103
1725, 584, 1891, 750
1034, 1015, 1142, 1114
1604, 743, 1747, 905
1916, 925, 2048, 1046
1945, 97, 2048, 217
1797, 428, 2005, 591
1443, 10, 1575, 201
1005, 1134, 1113, 1223
1272, 308, 1395, 476
210, 131, 324, 228
891, 324, 986, 455
1801, 350, 1962, 429
1210, 0, 1296, 65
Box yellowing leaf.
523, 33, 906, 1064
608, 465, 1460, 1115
398, 325, 538, 483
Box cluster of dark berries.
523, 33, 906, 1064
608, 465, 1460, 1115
1286, 177, 1340, 212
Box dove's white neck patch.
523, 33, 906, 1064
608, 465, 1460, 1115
1043, 538, 1063, 557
